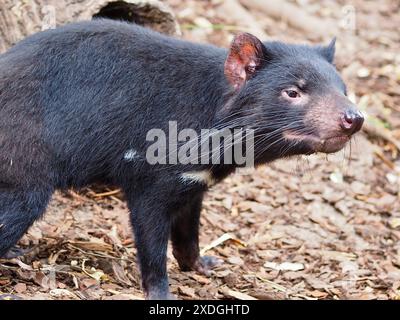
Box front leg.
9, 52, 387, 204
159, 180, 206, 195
126, 190, 173, 300
171, 193, 222, 275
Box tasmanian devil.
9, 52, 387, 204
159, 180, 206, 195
0, 19, 364, 299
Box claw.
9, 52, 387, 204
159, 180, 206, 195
193, 255, 223, 276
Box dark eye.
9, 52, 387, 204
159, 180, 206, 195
282, 87, 305, 104
285, 89, 300, 98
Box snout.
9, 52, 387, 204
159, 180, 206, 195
283, 100, 365, 155
340, 108, 364, 135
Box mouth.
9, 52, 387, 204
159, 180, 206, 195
284, 131, 350, 154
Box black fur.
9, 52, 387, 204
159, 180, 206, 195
0, 19, 360, 299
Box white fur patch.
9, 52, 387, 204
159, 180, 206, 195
180, 170, 215, 187
124, 149, 138, 162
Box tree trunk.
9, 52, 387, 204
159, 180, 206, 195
0, 0, 180, 52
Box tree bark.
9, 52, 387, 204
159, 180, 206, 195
0, 0, 180, 53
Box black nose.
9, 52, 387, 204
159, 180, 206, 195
340, 109, 364, 134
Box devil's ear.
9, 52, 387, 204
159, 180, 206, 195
224, 33, 265, 90
317, 37, 336, 64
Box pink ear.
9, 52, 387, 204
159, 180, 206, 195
224, 33, 265, 90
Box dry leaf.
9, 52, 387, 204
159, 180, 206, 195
104, 293, 144, 300
227, 256, 244, 266
221, 288, 257, 300
309, 290, 329, 298
264, 262, 305, 271
112, 261, 132, 286
69, 240, 113, 252
178, 286, 196, 298
389, 218, 400, 229
200, 233, 246, 255
50, 289, 79, 299
14, 283, 27, 294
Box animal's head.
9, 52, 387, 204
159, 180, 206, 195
222, 33, 364, 163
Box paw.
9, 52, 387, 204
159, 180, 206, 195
193, 255, 223, 276
146, 291, 177, 300
1, 246, 30, 259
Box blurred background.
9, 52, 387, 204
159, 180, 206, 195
0, 0, 399, 300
